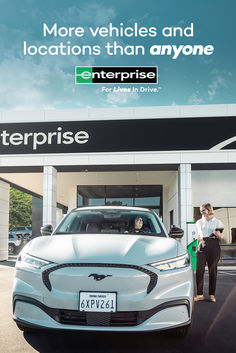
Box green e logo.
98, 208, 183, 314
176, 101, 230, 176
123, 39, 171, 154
76, 67, 93, 83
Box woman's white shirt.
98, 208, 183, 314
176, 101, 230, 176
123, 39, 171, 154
196, 216, 224, 239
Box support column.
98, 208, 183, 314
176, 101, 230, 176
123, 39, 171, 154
43, 166, 57, 229
0, 180, 10, 261
32, 197, 43, 237
178, 164, 193, 247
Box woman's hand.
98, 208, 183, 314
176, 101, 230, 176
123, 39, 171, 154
213, 229, 224, 240
196, 235, 206, 253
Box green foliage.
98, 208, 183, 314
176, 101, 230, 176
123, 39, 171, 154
9, 188, 32, 229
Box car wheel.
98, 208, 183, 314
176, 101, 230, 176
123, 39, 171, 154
169, 323, 191, 337
16, 323, 37, 333
8, 244, 16, 254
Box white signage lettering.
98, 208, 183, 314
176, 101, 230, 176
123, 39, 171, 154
0, 127, 89, 150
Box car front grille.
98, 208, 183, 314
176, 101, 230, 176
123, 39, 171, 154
42, 263, 158, 294
58, 310, 139, 326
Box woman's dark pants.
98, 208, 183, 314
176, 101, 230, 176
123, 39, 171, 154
196, 238, 221, 295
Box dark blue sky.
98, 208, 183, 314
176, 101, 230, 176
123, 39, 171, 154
0, 0, 235, 109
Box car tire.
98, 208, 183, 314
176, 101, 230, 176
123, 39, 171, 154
8, 244, 16, 254
16, 323, 37, 333
168, 323, 191, 337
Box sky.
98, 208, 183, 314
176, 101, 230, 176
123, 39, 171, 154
0, 0, 236, 110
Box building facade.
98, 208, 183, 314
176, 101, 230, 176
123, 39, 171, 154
1, 104, 236, 260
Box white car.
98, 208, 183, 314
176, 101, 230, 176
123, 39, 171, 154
13, 206, 194, 336
8, 232, 22, 254
10, 226, 32, 237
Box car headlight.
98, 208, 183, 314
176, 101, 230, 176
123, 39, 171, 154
17, 253, 53, 269
149, 253, 190, 271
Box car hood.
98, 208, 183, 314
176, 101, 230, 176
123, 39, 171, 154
26, 233, 183, 265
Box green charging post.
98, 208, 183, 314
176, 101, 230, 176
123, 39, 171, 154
186, 222, 198, 271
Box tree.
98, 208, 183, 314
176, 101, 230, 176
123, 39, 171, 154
9, 188, 32, 229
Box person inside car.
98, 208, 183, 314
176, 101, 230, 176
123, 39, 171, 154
129, 217, 150, 234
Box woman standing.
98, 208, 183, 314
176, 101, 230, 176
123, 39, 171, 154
194, 203, 224, 303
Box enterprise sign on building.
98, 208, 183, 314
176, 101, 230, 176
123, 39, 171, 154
0, 116, 236, 154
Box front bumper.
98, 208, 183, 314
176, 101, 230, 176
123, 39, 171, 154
13, 262, 194, 331
13, 295, 191, 332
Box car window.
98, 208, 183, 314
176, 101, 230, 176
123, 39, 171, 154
54, 209, 166, 237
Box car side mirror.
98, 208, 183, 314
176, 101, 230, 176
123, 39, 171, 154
169, 225, 184, 239
40, 224, 53, 236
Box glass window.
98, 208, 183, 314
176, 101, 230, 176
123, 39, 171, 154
135, 196, 160, 206
88, 198, 106, 206
78, 186, 105, 206
105, 186, 133, 206
55, 209, 166, 237
105, 198, 133, 206
77, 185, 162, 217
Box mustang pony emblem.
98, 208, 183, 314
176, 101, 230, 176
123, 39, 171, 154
88, 273, 112, 281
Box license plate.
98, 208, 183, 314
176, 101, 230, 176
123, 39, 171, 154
79, 291, 117, 312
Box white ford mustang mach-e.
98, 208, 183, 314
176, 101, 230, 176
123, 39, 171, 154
13, 206, 194, 336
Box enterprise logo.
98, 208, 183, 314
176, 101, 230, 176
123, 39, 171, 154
75, 66, 158, 84
0, 127, 89, 150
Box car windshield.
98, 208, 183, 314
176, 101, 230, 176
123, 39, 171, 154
54, 209, 166, 237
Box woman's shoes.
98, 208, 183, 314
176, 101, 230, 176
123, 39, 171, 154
209, 295, 216, 302
194, 294, 204, 301
194, 294, 216, 302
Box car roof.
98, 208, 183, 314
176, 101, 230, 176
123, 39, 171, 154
74, 206, 153, 212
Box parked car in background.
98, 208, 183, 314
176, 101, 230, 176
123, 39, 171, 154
10, 226, 32, 240
8, 232, 22, 254
13, 206, 194, 336
10, 226, 32, 235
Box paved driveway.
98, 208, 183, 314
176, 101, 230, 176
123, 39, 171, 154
0, 257, 235, 353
